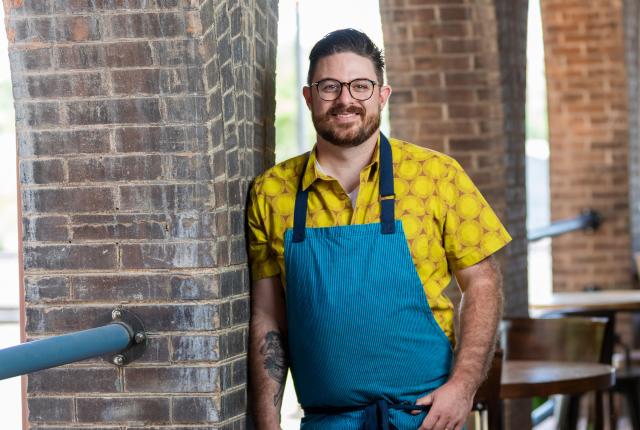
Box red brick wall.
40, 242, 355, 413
541, 0, 633, 291
379, 1, 530, 427
379, 0, 528, 316
5, 0, 277, 428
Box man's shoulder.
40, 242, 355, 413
252, 152, 307, 196
389, 137, 460, 169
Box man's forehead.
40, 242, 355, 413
312, 52, 377, 80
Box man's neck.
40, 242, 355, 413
315, 131, 379, 194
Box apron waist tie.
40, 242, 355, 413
304, 399, 430, 430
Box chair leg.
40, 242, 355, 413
609, 390, 617, 430
625, 382, 640, 430
486, 399, 502, 430
566, 395, 581, 430
594, 391, 604, 430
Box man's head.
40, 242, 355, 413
307, 28, 385, 86
303, 29, 391, 148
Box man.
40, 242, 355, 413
248, 28, 511, 430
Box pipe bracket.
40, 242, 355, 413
102, 307, 147, 366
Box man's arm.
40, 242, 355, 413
249, 275, 289, 430
416, 255, 503, 430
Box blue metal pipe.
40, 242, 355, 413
0, 322, 132, 380
528, 209, 602, 242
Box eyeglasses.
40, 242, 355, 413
310, 78, 378, 101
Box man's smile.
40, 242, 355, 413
332, 112, 360, 123
328, 105, 364, 123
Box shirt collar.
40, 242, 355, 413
300, 134, 382, 191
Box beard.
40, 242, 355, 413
312, 103, 381, 148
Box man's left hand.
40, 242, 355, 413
412, 380, 474, 430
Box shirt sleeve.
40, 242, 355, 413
442, 160, 512, 272
247, 182, 281, 281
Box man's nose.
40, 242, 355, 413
337, 83, 356, 103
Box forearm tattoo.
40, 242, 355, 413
260, 330, 288, 406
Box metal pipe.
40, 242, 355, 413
528, 209, 601, 242
0, 322, 132, 380
531, 398, 555, 425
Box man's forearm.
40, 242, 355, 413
249, 317, 288, 429
449, 258, 503, 393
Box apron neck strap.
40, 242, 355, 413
378, 133, 396, 234
292, 154, 310, 243
292, 133, 396, 243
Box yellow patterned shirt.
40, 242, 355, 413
247, 137, 511, 342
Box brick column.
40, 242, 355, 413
379, 0, 529, 316
5, 0, 277, 428
624, 0, 640, 268
541, 0, 633, 291
379, 1, 529, 428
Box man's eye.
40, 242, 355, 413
321, 84, 339, 92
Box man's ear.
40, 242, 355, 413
302, 86, 313, 110
378, 84, 392, 111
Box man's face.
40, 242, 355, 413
303, 52, 391, 148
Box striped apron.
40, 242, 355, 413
284, 133, 453, 429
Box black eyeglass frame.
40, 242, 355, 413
310, 78, 379, 101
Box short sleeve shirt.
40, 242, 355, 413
247, 137, 512, 342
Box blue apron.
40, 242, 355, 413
284, 133, 453, 430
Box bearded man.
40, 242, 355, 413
248, 28, 511, 430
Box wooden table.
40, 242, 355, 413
528, 291, 640, 429
529, 290, 640, 316
501, 360, 616, 399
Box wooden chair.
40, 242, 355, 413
611, 340, 640, 429
501, 317, 609, 429
472, 348, 503, 430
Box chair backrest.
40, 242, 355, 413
501, 317, 608, 363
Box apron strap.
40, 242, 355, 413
292, 133, 396, 242
366, 399, 390, 430
292, 153, 310, 243
379, 133, 396, 234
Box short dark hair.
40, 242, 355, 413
307, 28, 385, 86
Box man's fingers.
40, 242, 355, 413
420, 408, 458, 430
412, 393, 433, 415
418, 411, 447, 430
437, 419, 455, 430
419, 411, 441, 430
435, 415, 453, 430
417, 394, 433, 405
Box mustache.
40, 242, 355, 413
327, 105, 364, 116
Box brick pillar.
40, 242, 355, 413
624, 0, 640, 347
541, 0, 633, 291
625, 0, 640, 267
5, 0, 277, 428
379, 1, 529, 427
379, 0, 529, 316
